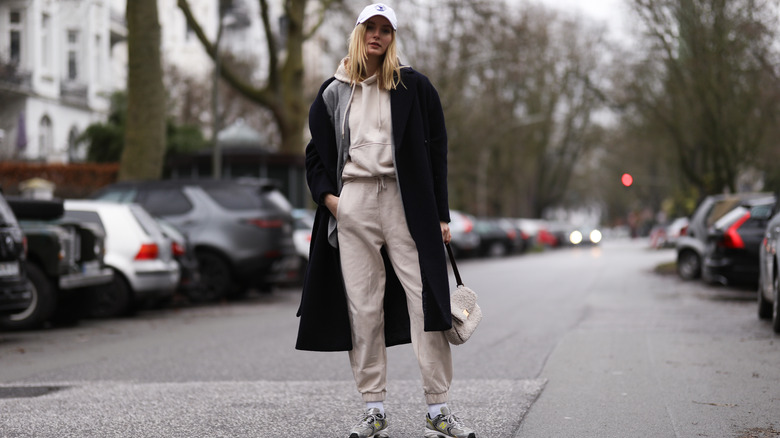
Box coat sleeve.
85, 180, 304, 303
423, 76, 451, 223
305, 80, 339, 205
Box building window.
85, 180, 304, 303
94, 35, 101, 83
67, 126, 81, 162
9, 10, 22, 64
67, 30, 79, 80
41, 14, 51, 71
39, 116, 53, 158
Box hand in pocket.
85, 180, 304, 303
324, 193, 339, 218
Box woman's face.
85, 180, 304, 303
363, 16, 393, 59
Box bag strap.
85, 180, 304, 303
445, 242, 464, 287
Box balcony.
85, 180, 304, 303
0, 61, 32, 95
60, 80, 89, 107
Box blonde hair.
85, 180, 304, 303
346, 23, 402, 90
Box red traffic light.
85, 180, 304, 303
621, 173, 633, 187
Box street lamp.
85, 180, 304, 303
211, 1, 235, 180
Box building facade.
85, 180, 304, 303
0, 0, 123, 162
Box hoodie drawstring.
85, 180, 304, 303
376, 176, 387, 193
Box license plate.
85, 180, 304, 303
82, 260, 101, 274
0, 261, 20, 277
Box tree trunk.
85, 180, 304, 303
120, 0, 166, 181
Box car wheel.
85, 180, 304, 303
773, 274, 780, 334
758, 274, 773, 319
0, 263, 57, 330
88, 270, 132, 318
196, 251, 233, 301
677, 250, 701, 280
488, 242, 506, 258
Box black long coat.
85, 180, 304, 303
295, 67, 452, 352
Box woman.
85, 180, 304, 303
296, 4, 477, 438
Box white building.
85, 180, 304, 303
0, 0, 344, 163
0, 0, 122, 162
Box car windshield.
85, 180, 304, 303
713, 206, 748, 230
129, 204, 165, 240
750, 203, 774, 221
94, 188, 138, 203
204, 185, 291, 212
63, 210, 105, 233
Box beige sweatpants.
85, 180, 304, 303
337, 176, 453, 405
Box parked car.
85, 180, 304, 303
676, 193, 770, 280
3, 197, 113, 329
156, 218, 204, 302
498, 218, 530, 254
650, 217, 690, 249
448, 210, 480, 258
63, 200, 180, 317
291, 209, 314, 284
758, 201, 780, 333
0, 190, 33, 318
703, 195, 775, 286
92, 178, 296, 298
473, 218, 515, 257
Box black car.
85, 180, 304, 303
0, 190, 33, 316
92, 178, 296, 299
473, 218, 515, 257
676, 192, 770, 281
703, 195, 775, 286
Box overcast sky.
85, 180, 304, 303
537, 0, 635, 40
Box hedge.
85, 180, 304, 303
0, 161, 119, 198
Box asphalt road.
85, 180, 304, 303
0, 239, 778, 437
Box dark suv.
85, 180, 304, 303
93, 179, 296, 300
3, 197, 113, 329
0, 190, 33, 316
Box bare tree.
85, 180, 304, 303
624, 0, 780, 195
120, 0, 167, 180
408, 1, 609, 218
177, 0, 343, 156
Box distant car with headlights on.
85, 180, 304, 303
568, 227, 603, 246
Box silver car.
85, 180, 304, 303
92, 179, 296, 299
63, 200, 180, 317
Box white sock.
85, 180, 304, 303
366, 401, 385, 415
428, 403, 447, 418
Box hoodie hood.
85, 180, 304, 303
335, 57, 351, 84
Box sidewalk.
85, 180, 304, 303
0, 378, 545, 437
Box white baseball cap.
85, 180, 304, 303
356, 3, 397, 30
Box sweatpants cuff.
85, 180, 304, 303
425, 391, 449, 404
362, 391, 387, 402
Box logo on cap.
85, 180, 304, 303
376, 5, 385, 11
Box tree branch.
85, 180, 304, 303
177, 0, 276, 108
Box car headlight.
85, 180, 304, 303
570, 230, 583, 245
590, 229, 602, 244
